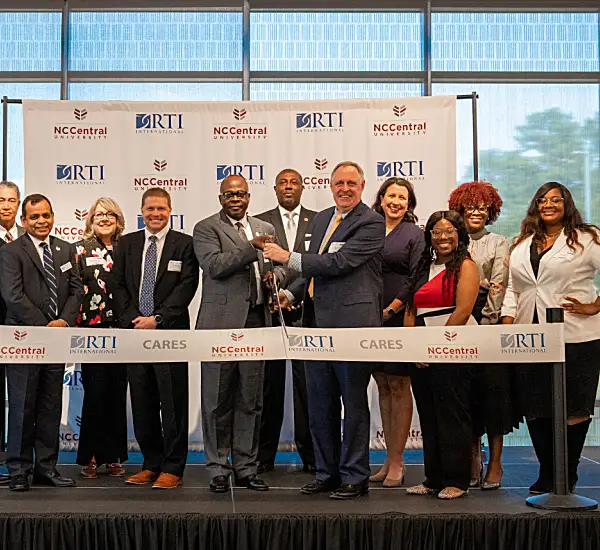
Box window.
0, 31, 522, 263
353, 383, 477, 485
251, 82, 422, 101
0, 12, 61, 71
251, 12, 422, 72
69, 11, 243, 71
69, 82, 242, 101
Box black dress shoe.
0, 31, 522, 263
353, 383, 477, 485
257, 462, 274, 475
303, 464, 317, 474
529, 477, 553, 495
300, 478, 341, 495
9, 474, 29, 492
329, 482, 369, 500
209, 475, 230, 494
32, 470, 76, 487
235, 474, 269, 491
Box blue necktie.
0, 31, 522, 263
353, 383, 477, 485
40, 242, 58, 320
140, 235, 157, 316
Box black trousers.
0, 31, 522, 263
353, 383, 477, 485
127, 362, 189, 477
257, 358, 315, 468
410, 363, 474, 491
76, 363, 129, 466
5, 364, 64, 477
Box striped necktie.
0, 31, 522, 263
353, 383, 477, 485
40, 242, 58, 319
308, 213, 343, 298
139, 235, 157, 316
4, 231, 13, 242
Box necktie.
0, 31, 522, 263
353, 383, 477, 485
40, 242, 58, 319
139, 235, 157, 316
5, 231, 13, 243
285, 211, 297, 231
308, 213, 343, 297
285, 211, 297, 251
236, 222, 259, 306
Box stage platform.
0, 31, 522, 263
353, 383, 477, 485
1, 447, 600, 550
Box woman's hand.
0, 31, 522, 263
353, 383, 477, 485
561, 297, 600, 316
415, 362, 429, 368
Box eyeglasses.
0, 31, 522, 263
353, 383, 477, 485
93, 212, 117, 221
221, 191, 249, 200
465, 205, 488, 215
430, 228, 457, 238
536, 196, 564, 206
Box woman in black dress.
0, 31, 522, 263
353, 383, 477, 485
76, 197, 129, 478
369, 178, 424, 487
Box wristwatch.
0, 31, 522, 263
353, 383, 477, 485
385, 308, 396, 317
153, 314, 163, 325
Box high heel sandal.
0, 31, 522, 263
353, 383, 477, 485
438, 487, 468, 500
383, 465, 406, 488
481, 466, 503, 491
81, 460, 97, 479
469, 463, 483, 488
406, 483, 437, 495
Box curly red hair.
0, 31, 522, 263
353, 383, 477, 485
448, 180, 503, 225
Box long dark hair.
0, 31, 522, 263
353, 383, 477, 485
413, 210, 471, 299
513, 182, 600, 251
372, 177, 418, 224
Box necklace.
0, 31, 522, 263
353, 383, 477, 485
544, 229, 562, 239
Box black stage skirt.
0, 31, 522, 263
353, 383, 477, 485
372, 309, 410, 377
516, 338, 600, 421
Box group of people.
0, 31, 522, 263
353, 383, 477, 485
0, 159, 598, 501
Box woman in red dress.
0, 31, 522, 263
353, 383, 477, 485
404, 211, 479, 500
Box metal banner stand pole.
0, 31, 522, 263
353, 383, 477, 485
526, 307, 597, 510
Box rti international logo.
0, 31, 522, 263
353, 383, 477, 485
500, 333, 547, 355
376, 160, 425, 182
56, 164, 105, 186
53, 208, 88, 242
295, 112, 344, 134
69, 334, 117, 355
287, 334, 335, 354
133, 159, 188, 192
53, 107, 108, 141
0, 330, 46, 360
213, 108, 267, 141
135, 113, 184, 135
302, 158, 331, 190
137, 214, 185, 231
373, 105, 427, 138
210, 331, 265, 359
426, 330, 479, 360
216, 164, 265, 186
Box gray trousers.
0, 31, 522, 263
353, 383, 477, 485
201, 305, 265, 478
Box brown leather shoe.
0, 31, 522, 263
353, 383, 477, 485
107, 463, 126, 477
126, 470, 159, 485
152, 473, 182, 490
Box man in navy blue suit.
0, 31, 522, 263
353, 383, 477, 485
264, 161, 385, 500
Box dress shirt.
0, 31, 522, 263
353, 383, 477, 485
278, 204, 301, 252
28, 233, 52, 263
0, 224, 19, 243
226, 214, 263, 304
286, 209, 349, 301
139, 225, 169, 301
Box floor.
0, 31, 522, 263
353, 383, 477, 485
0, 447, 599, 515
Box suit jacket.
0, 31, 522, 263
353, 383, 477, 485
112, 229, 199, 330
256, 205, 317, 324
501, 230, 600, 344
0, 225, 26, 324
0, 234, 84, 327
0, 224, 26, 245
194, 211, 278, 330
287, 201, 385, 329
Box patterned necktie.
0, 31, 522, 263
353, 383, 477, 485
308, 213, 343, 298
236, 222, 259, 306
40, 242, 58, 319
139, 235, 157, 316
5, 231, 13, 242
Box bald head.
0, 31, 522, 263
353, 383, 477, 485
219, 175, 251, 220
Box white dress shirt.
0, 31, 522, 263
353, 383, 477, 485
28, 233, 52, 263
139, 226, 169, 300
278, 204, 301, 252
227, 214, 262, 303
0, 224, 19, 243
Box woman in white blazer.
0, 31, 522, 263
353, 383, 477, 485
501, 181, 600, 495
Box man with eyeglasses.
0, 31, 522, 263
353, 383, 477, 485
0, 181, 26, 480
194, 174, 280, 494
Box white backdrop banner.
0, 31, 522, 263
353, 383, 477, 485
22, 96, 457, 451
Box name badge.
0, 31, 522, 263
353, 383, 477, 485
168, 260, 182, 272
60, 261, 73, 273
86, 257, 105, 267
329, 242, 345, 253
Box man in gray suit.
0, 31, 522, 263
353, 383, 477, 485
194, 174, 278, 494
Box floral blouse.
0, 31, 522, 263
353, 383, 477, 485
75, 236, 117, 327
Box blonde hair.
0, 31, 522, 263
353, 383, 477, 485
84, 197, 125, 240
330, 161, 365, 183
